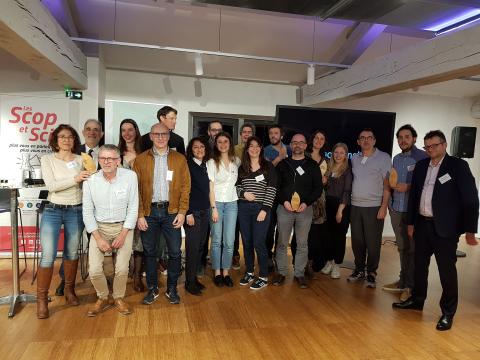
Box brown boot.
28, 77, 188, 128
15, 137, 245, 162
63, 259, 79, 306
114, 298, 132, 315
133, 253, 145, 292
37, 266, 53, 319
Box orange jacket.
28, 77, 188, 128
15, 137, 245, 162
133, 149, 191, 217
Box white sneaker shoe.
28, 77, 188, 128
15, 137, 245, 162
321, 261, 333, 275
330, 264, 340, 279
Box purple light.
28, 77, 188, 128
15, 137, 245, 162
424, 9, 480, 31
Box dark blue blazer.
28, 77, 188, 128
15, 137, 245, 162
407, 154, 479, 238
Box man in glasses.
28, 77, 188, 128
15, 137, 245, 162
382, 124, 427, 301
273, 133, 323, 289
348, 128, 391, 288
141, 106, 185, 155
205, 121, 223, 155
83, 145, 138, 316
393, 130, 478, 331
133, 122, 190, 305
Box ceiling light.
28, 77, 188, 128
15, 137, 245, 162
194, 53, 204, 76
307, 64, 315, 85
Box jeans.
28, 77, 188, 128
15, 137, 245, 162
210, 201, 238, 270
184, 209, 210, 284
141, 207, 182, 289
390, 209, 414, 289
276, 205, 313, 277
39, 205, 84, 267
237, 201, 270, 277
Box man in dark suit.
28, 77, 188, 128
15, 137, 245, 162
393, 130, 479, 331
56, 119, 104, 296
141, 106, 185, 155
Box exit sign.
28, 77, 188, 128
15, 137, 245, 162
65, 90, 83, 100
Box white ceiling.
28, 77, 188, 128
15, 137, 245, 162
2, 0, 480, 98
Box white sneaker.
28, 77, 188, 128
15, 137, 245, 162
330, 264, 340, 279
321, 261, 333, 275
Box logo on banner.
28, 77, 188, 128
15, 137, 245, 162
9, 106, 58, 142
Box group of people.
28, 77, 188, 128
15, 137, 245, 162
35, 105, 479, 331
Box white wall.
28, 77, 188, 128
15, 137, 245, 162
105, 69, 298, 142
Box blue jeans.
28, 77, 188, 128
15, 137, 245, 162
238, 201, 270, 277
39, 205, 84, 267
210, 201, 238, 270
141, 207, 182, 289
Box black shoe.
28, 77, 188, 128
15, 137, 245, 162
195, 278, 206, 291
165, 287, 181, 304
392, 297, 424, 310
214, 275, 224, 287
142, 288, 160, 305
185, 282, 202, 296
239, 272, 255, 286
272, 274, 286, 286
223, 275, 234, 287
436, 315, 453, 331
55, 280, 65, 296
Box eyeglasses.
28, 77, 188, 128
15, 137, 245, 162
151, 132, 170, 138
209, 128, 222, 133
99, 157, 119, 163
291, 141, 306, 146
423, 142, 445, 150
84, 127, 101, 133
358, 136, 374, 141
58, 135, 74, 140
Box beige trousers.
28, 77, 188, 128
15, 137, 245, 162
88, 222, 133, 299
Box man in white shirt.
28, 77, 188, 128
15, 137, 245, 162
82, 144, 139, 316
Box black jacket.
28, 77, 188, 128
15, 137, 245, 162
407, 154, 479, 238
276, 156, 323, 207
141, 131, 185, 155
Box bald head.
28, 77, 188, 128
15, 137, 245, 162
150, 122, 170, 152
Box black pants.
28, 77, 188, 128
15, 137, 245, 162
200, 223, 210, 268
184, 209, 210, 284
413, 217, 458, 316
265, 202, 279, 259
325, 196, 350, 264
233, 219, 240, 257
291, 223, 328, 271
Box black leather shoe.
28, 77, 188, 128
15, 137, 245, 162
185, 282, 202, 296
272, 274, 286, 286
436, 315, 453, 331
392, 297, 424, 310
213, 275, 224, 287
223, 275, 234, 287
55, 280, 65, 296
195, 278, 206, 291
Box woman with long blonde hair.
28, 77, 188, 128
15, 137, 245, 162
321, 143, 353, 279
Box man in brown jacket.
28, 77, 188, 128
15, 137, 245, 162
133, 122, 190, 305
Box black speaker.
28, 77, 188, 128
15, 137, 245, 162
450, 126, 476, 158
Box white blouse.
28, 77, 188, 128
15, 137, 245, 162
206, 157, 240, 203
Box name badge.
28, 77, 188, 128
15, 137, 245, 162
255, 174, 265, 182
66, 161, 77, 169
296, 166, 305, 176
438, 173, 451, 184
115, 189, 127, 198
166, 170, 174, 181
361, 157, 368, 165
407, 164, 415, 172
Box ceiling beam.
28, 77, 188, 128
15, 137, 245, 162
302, 24, 480, 105
0, 0, 87, 89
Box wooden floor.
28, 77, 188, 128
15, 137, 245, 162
1, 238, 480, 360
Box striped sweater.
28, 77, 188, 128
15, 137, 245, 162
236, 161, 277, 211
